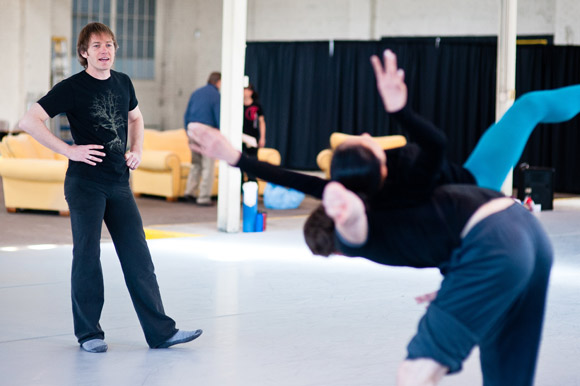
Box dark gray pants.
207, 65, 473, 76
65, 176, 177, 348
407, 203, 553, 386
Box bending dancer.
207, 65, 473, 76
18, 22, 202, 353
190, 50, 563, 384
190, 50, 580, 254
322, 180, 552, 386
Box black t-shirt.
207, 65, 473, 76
38, 70, 138, 183
337, 184, 504, 270
243, 102, 264, 140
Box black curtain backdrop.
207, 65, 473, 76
245, 39, 580, 193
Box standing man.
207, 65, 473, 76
183, 72, 221, 206
18, 22, 202, 353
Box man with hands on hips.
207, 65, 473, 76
18, 22, 202, 353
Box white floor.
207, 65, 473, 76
1, 200, 580, 386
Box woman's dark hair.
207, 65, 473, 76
303, 204, 336, 257
245, 83, 259, 103
330, 143, 383, 199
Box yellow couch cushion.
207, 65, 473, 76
1, 133, 59, 159
143, 129, 191, 163
0, 134, 68, 213
329, 132, 407, 150
0, 158, 67, 181
133, 129, 193, 200
257, 147, 281, 166
318, 133, 408, 178
3, 134, 38, 158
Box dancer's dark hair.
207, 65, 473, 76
303, 205, 336, 257
304, 141, 382, 257
330, 143, 383, 200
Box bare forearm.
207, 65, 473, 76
259, 117, 266, 146
128, 118, 144, 155
128, 107, 144, 155
19, 103, 106, 166
18, 104, 71, 157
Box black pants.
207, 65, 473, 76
64, 176, 177, 348
407, 203, 553, 385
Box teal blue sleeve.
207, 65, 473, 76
463, 84, 580, 191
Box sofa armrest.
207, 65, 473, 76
316, 149, 333, 179
0, 158, 66, 182
330, 132, 407, 150
139, 150, 181, 171
257, 147, 281, 165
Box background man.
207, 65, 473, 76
183, 72, 221, 206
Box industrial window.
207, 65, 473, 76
71, 0, 156, 79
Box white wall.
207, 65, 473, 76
1, 0, 580, 132
554, 0, 580, 45
246, 0, 559, 41
1, 0, 51, 130
0, 0, 22, 130
246, 0, 374, 41
148, 0, 223, 130
0, 0, 71, 130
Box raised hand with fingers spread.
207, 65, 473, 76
370, 49, 408, 113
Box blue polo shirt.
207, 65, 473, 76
183, 83, 220, 129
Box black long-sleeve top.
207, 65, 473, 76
234, 106, 491, 269
235, 105, 475, 205
337, 184, 504, 270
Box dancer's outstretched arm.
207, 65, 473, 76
189, 123, 327, 198
188, 122, 241, 165
464, 84, 580, 191
372, 49, 448, 185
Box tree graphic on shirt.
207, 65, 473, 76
90, 90, 125, 153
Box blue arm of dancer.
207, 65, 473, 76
390, 106, 447, 184
236, 154, 327, 199
464, 84, 580, 190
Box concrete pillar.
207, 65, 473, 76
217, 0, 247, 232
496, 0, 517, 196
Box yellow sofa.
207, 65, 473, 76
131, 128, 194, 201
0, 133, 69, 214
254, 147, 282, 195
316, 132, 407, 178
131, 128, 282, 200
